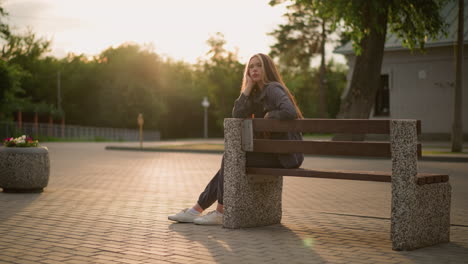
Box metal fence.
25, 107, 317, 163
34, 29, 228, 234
0, 122, 160, 141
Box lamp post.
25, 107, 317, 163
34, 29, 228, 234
201, 97, 210, 138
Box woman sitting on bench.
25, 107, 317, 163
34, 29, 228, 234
168, 53, 304, 225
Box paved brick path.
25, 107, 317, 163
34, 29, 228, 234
1, 143, 467, 264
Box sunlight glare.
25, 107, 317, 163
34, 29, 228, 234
303, 237, 315, 248
5, 0, 288, 63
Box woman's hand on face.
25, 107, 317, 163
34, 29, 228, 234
243, 74, 254, 96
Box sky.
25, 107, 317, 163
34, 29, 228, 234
2, 0, 344, 65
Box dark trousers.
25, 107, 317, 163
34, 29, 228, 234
197, 152, 283, 210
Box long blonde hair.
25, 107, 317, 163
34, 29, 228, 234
241, 53, 303, 119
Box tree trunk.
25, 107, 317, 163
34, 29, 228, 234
334, 4, 388, 141
338, 11, 388, 119
34, 112, 38, 138
48, 115, 53, 137
61, 117, 65, 138
451, 0, 464, 152
318, 19, 327, 118
17, 110, 22, 132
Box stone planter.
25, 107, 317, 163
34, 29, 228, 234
0, 146, 50, 193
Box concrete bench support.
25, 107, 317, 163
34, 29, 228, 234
390, 120, 451, 250
223, 118, 283, 228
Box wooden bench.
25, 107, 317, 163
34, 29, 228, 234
222, 118, 451, 251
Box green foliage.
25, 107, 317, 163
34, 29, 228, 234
0, 9, 25, 119
0, 5, 10, 39
157, 59, 206, 138
387, 0, 449, 50
199, 33, 244, 133
0, 25, 57, 119
1, 29, 51, 62
94, 44, 164, 130
304, 0, 449, 54
282, 60, 347, 118
287, 0, 450, 119
0, 59, 29, 118
268, 1, 347, 118
269, 0, 325, 72
1, 30, 54, 105
325, 61, 347, 117
58, 54, 100, 125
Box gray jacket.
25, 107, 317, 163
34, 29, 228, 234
232, 81, 304, 169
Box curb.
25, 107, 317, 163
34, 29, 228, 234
420, 156, 468, 163
105, 146, 468, 162
105, 146, 224, 154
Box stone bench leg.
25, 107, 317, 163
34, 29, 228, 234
223, 118, 283, 228
391, 120, 451, 250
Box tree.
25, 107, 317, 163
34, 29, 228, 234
1, 29, 51, 63
1, 28, 55, 119
0, 6, 30, 121
0, 60, 28, 120
299, 0, 449, 120
199, 33, 244, 132
282, 59, 346, 118
0, 5, 9, 40
158, 59, 207, 138
94, 44, 165, 130
57, 54, 100, 126
269, 0, 330, 117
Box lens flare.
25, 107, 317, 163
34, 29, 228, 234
303, 237, 315, 248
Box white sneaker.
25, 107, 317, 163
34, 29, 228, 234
194, 210, 223, 225
168, 208, 201, 223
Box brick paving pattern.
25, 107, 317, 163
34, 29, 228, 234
0, 142, 467, 264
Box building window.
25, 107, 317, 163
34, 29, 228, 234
374, 74, 390, 116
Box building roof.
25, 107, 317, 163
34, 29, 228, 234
335, 1, 468, 55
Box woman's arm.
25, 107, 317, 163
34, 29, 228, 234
263, 83, 297, 120
232, 93, 253, 118
232, 74, 255, 118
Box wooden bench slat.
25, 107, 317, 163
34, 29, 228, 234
251, 119, 422, 135
252, 140, 392, 157
442, 174, 449, 182
251, 119, 392, 134
246, 167, 392, 182
247, 167, 449, 185
250, 140, 422, 158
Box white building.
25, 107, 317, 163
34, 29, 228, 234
335, 2, 468, 140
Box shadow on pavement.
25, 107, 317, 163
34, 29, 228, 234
403, 239, 468, 263
169, 222, 327, 263
168, 220, 468, 263
0, 191, 42, 221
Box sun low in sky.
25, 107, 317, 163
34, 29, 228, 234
3, 0, 290, 63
